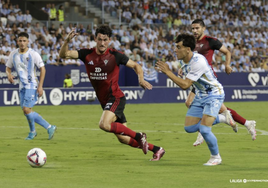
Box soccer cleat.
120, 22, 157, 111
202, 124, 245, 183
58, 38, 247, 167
25, 132, 37, 140
193, 132, 204, 146
137, 132, 148, 154
47, 125, 57, 140
203, 154, 222, 166
246, 120, 256, 140
222, 110, 238, 133
150, 147, 165, 161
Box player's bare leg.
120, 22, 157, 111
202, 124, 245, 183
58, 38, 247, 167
193, 106, 238, 146
186, 92, 239, 146
99, 110, 148, 154
115, 123, 165, 161
185, 116, 222, 166
185, 91, 195, 108
185, 92, 205, 146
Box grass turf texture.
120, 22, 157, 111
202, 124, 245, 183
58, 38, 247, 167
0, 102, 267, 188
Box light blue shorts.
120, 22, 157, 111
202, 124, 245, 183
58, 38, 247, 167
19, 88, 38, 109
186, 95, 224, 118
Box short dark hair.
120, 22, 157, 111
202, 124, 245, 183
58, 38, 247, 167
95, 25, 112, 38
18, 32, 29, 38
191, 19, 205, 27
175, 33, 196, 51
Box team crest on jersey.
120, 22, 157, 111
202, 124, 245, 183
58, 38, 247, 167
200, 44, 204, 48
26, 57, 29, 61
193, 56, 198, 62
104, 60, 108, 65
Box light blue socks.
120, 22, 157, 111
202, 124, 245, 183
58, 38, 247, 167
25, 112, 35, 132
184, 122, 200, 133
199, 125, 219, 155
33, 112, 50, 129
26, 112, 50, 130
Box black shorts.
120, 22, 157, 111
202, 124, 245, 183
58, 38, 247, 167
191, 87, 196, 94
102, 96, 127, 123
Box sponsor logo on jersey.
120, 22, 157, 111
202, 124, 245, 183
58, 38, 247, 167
95, 67, 101, 73
88, 60, 94, 65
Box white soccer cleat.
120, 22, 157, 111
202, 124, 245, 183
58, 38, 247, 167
221, 110, 238, 133
193, 132, 204, 146
246, 120, 257, 140
203, 154, 222, 166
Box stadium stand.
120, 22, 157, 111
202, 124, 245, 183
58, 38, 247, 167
0, 0, 267, 72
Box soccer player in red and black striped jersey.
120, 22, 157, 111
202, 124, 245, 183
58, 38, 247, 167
59, 25, 165, 161
188, 19, 256, 145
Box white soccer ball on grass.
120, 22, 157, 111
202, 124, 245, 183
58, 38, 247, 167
26, 148, 47, 167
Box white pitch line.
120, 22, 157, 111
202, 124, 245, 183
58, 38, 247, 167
255, 129, 268, 135
1, 125, 268, 136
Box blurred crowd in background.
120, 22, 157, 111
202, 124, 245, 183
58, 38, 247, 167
0, 0, 267, 74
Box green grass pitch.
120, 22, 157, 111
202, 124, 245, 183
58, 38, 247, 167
0, 101, 267, 188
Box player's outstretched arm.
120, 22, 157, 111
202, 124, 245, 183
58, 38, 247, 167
37, 66, 45, 97
156, 61, 193, 90
126, 59, 152, 90
59, 29, 79, 59
219, 45, 232, 75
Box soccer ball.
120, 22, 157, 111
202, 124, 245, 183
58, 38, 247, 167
26, 148, 47, 168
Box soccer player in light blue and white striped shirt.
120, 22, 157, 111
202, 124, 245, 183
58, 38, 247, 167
178, 54, 224, 99
6, 32, 56, 140
156, 33, 224, 166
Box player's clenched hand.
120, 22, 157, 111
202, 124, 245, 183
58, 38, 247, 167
225, 65, 233, 75
178, 68, 183, 77
155, 61, 170, 74
139, 80, 152, 90
37, 86, 43, 97
7, 75, 14, 84
66, 30, 78, 43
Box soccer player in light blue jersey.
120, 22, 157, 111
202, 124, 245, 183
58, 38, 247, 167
156, 33, 224, 166
5, 32, 56, 140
